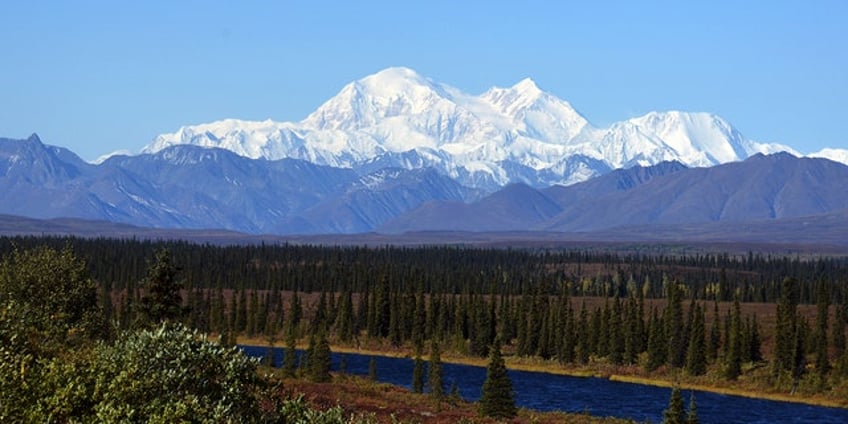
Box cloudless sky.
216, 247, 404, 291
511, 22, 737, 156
1, 1, 846, 160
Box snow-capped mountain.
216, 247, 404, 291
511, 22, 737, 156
145, 67, 793, 191
810, 148, 848, 165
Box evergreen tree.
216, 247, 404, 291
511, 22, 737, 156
339, 354, 348, 374
411, 287, 426, 351
598, 298, 611, 358
478, 339, 517, 419
749, 314, 763, 363
647, 307, 666, 371
624, 294, 640, 364
814, 280, 830, 377
832, 306, 846, 361
235, 288, 247, 333
138, 249, 185, 325
428, 339, 444, 398
725, 297, 742, 380
336, 289, 354, 342
685, 303, 707, 376
283, 322, 297, 378
774, 277, 799, 375
576, 301, 590, 364
685, 392, 699, 424
589, 308, 601, 357
412, 353, 425, 393
662, 386, 686, 424
609, 296, 625, 364
308, 329, 332, 383
368, 356, 378, 381
706, 301, 721, 363
310, 290, 328, 334
665, 282, 686, 368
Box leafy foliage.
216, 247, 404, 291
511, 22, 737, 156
92, 323, 263, 423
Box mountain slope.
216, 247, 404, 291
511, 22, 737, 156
1, 135, 485, 234
381, 154, 848, 234
379, 161, 687, 233
144, 67, 791, 190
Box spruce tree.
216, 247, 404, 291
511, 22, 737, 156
724, 297, 742, 380
412, 353, 425, 393
368, 356, 378, 381
662, 386, 686, 424
138, 249, 185, 325
706, 301, 721, 363
308, 329, 332, 382
832, 307, 846, 361
665, 282, 686, 368
576, 301, 590, 364
647, 307, 666, 371
336, 289, 354, 342
428, 339, 444, 398
685, 303, 707, 376
478, 339, 517, 419
814, 280, 830, 377
609, 295, 625, 364
749, 314, 763, 363
774, 277, 799, 375
685, 392, 699, 424
283, 321, 297, 377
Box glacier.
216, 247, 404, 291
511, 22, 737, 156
143, 67, 798, 191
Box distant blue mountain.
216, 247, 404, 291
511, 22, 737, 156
0, 135, 473, 234
2, 134, 847, 237
380, 154, 848, 234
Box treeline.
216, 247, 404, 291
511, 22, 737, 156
2, 235, 847, 303
3, 236, 848, 388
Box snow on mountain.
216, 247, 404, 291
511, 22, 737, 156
809, 148, 848, 166
144, 67, 792, 190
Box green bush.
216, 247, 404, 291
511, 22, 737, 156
92, 323, 263, 423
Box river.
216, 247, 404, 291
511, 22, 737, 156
240, 346, 848, 423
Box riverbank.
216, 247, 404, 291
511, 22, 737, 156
238, 336, 848, 410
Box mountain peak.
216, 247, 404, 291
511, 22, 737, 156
366, 66, 425, 81
26, 133, 42, 144
512, 77, 542, 95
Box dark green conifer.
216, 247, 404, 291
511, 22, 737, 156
706, 301, 721, 363
336, 289, 354, 342
138, 249, 186, 325
685, 392, 699, 424
662, 386, 685, 424
725, 297, 742, 380
368, 356, 378, 381
647, 306, 666, 371
412, 353, 425, 393
686, 303, 707, 376
774, 277, 799, 375
283, 322, 297, 377
749, 314, 763, 363
308, 329, 332, 382
576, 301, 590, 364
428, 339, 444, 398
610, 296, 625, 364
665, 282, 686, 368
478, 339, 517, 419
814, 280, 830, 377
832, 306, 845, 360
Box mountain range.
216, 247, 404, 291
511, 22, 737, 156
3, 67, 847, 241
142, 67, 830, 191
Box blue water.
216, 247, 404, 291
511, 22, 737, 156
241, 346, 848, 423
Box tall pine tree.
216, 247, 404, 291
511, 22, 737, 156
478, 338, 517, 419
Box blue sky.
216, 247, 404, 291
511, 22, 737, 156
1, 1, 846, 160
